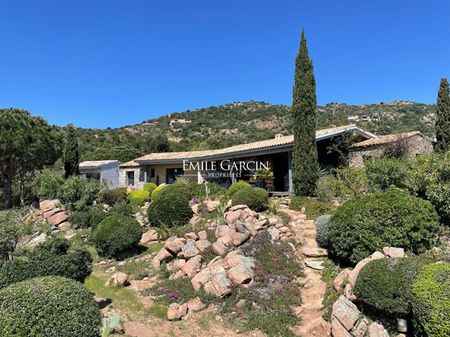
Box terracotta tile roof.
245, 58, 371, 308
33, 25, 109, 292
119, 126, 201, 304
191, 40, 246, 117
119, 160, 140, 168
350, 131, 421, 148
79, 160, 120, 169
135, 125, 373, 163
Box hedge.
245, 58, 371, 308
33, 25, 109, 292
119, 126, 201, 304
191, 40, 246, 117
232, 187, 269, 212
91, 214, 142, 258
148, 188, 193, 227
0, 276, 101, 337
327, 188, 440, 264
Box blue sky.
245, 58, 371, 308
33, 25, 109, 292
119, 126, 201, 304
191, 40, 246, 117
0, 0, 449, 128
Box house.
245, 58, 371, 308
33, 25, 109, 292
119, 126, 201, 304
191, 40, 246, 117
119, 125, 376, 194
79, 160, 120, 189
349, 131, 433, 168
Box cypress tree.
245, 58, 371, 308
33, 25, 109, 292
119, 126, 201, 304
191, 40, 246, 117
64, 124, 80, 178
292, 31, 319, 196
435, 78, 450, 153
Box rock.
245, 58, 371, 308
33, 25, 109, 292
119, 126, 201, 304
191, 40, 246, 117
26, 233, 47, 248
198, 230, 208, 240
226, 210, 243, 225
170, 270, 186, 280
348, 252, 385, 287
232, 231, 251, 246
181, 255, 203, 278
344, 283, 356, 301
42, 207, 62, 219
164, 237, 186, 255
47, 211, 69, 226
227, 264, 254, 285
191, 204, 201, 214
195, 239, 211, 252
352, 318, 369, 337
39, 199, 60, 212
152, 248, 174, 268
167, 303, 188, 321
267, 227, 280, 242
278, 226, 290, 233
368, 322, 389, 337
215, 225, 235, 245
382, 247, 405, 258
190, 215, 202, 226
58, 221, 71, 230
267, 217, 279, 226
185, 232, 198, 240
205, 199, 220, 212
301, 247, 328, 257
242, 221, 257, 236
186, 297, 206, 312
229, 205, 248, 211
332, 295, 360, 330
305, 260, 324, 270
105, 272, 129, 287
208, 266, 232, 297
140, 230, 158, 244
212, 241, 228, 256
169, 259, 186, 272
331, 317, 352, 337
253, 219, 267, 230
236, 299, 246, 308
180, 241, 200, 259
191, 267, 213, 291
225, 251, 255, 269
333, 268, 352, 291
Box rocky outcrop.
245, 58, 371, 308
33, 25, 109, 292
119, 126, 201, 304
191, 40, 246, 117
39, 199, 70, 228
105, 272, 130, 287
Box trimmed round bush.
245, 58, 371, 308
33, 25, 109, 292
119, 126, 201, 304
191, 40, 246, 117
0, 276, 101, 337
151, 184, 168, 200
99, 187, 127, 206
327, 188, 440, 264
143, 182, 157, 194
232, 187, 269, 212
315, 214, 331, 247
127, 190, 150, 206
91, 214, 142, 258
70, 206, 107, 229
157, 183, 193, 201
411, 262, 450, 337
228, 181, 252, 198
354, 257, 429, 316
148, 188, 192, 228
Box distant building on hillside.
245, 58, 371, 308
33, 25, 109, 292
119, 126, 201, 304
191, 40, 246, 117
79, 160, 120, 189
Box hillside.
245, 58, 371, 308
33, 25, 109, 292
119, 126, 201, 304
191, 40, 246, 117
77, 100, 436, 162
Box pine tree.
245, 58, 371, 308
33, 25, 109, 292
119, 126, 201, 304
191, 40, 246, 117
292, 31, 319, 196
64, 124, 80, 178
435, 78, 450, 153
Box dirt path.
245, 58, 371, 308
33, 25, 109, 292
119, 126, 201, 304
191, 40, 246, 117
280, 207, 331, 337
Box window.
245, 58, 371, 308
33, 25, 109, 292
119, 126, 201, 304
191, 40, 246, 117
166, 168, 184, 184
127, 171, 135, 186
150, 168, 155, 178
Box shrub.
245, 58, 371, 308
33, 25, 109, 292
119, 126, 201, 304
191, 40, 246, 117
127, 190, 150, 206
334, 167, 368, 197
0, 276, 101, 337
0, 212, 19, 261
151, 184, 168, 200
58, 176, 100, 211
365, 157, 411, 191
148, 188, 193, 228
33, 169, 65, 200
91, 214, 142, 258
157, 183, 193, 202
70, 206, 107, 229
327, 188, 440, 264
227, 181, 252, 198
316, 214, 332, 247
290, 196, 336, 219
407, 152, 450, 226
190, 182, 225, 200
354, 257, 429, 316
99, 187, 127, 206
143, 182, 157, 195
411, 262, 450, 337
316, 175, 340, 202
232, 187, 269, 212
110, 201, 134, 216
0, 238, 93, 289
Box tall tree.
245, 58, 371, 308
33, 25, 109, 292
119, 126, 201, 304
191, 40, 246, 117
0, 109, 60, 208
292, 31, 319, 196
64, 124, 80, 178
435, 78, 450, 153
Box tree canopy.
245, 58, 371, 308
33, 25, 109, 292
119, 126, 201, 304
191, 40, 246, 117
435, 78, 450, 153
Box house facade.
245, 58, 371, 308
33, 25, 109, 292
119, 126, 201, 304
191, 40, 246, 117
119, 125, 377, 194
79, 160, 120, 189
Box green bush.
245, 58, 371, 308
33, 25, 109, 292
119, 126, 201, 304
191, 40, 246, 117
334, 167, 368, 197
148, 188, 193, 228
365, 157, 411, 191
327, 188, 440, 264
143, 182, 157, 195
58, 176, 100, 211
0, 276, 101, 337
316, 175, 340, 202
70, 206, 107, 229
232, 187, 269, 212
227, 181, 252, 198
354, 257, 429, 316
110, 201, 134, 216
290, 196, 336, 219
412, 262, 450, 337
315, 214, 332, 247
151, 184, 169, 200
190, 182, 225, 200
157, 183, 193, 202
33, 169, 65, 200
407, 152, 450, 226
91, 214, 142, 258
0, 238, 93, 289
127, 190, 150, 206
99, 187, 127, 206
0, 212, 19, 261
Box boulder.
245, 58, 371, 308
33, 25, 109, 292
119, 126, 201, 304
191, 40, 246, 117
185, 232, 198, 240
253, 219, 268, 231
58, 221, 71, 230
301, 247, 328, 258
332, 295, 360, 330
229, 205, 248, 211
152, 248, 174, 268
26, 233, 47, 248
191, 204, 201, 214
212, 241, 228, 256
225, 251, 255, 269
164, 237, 186, 255
331, 317, 352, 337
195, 239, 211, 252
348, 251, 385, 287
42, 207, 62, 219
226, 210, 242, 225
205, 199, 220, 212
215, 225, 234, 245
382, 247, 405, 258
208, 266, 232, 297
47, 211, 69, 226
242, 221, 257, 236
368, 322, 389, 337
267, 216, 279, 226
39, 199, 60, 212
186, 297, 206, 312
305, 260, 324, 270
198, 230, 208, 240
169, 259, 186, 272
227, 264, 254, 285
232, 231, 251, 246
181, 255, 203, 278
140, 230, 158, 244
180, 240, 200, 259
167, 303, 188, 321
333, 268, 352, 291
267, 227, 280, 242
352, 318, 369, 337
105, 272, 129, 287
191, 267, 213, 291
